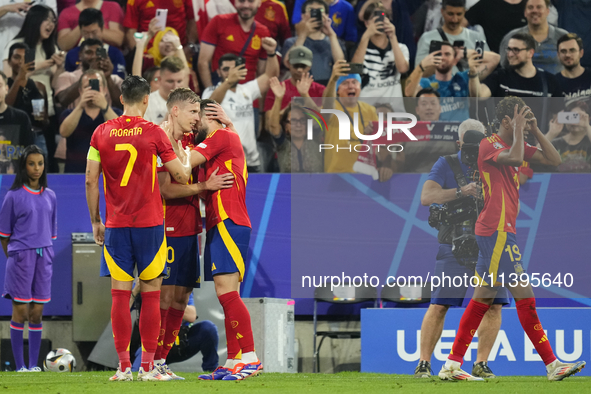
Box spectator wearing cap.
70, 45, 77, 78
264, 46, 325, 122
322, 60, 395, 181
202, 38, 279, 173
352, 2, 409, 112
283, 0, 345, 86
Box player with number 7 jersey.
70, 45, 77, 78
86, 76, 191, 382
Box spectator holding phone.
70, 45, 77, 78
58, 69, 121, 173
54, 38, 123, 110
415, 0, 490, 76
124, 0, 197, 50
57, 0, 124, 50
547, 100, 591, 172
351, 3, 409, 111
0, 1, 57, 74
3, 4, 65, 173
5, 43, 49, 156
63, 8, 126, 79
405, 41, 492, 121
283, 0, 345, 86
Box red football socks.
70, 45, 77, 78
224, 316, 241, 359
449, 300, 490, 364
516, 298, 557, 365
111, 289, 132, 371
219, 291, 255, 354
154, 308, 168, 361
160, 307, 185, 361
139, 290, 161, 371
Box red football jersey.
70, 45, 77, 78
90, 116, 177, 228
124, 0, 195, 44
255, 0, 291, 44
201, 13, 270, 83
192, 128, 251, 231
476, 134, 539, 236
157, 132, 203, 237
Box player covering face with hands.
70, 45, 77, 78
438, 97, 585, 382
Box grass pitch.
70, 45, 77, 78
0, 371, 589, 393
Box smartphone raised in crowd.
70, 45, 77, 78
25, 48, 36, 64
373, 9, 385, 33
310, 8, 323, 29
234, 56, 246, 67
429, 40, 444, 54
155, 9, 168, 31
96, 47, 107, 59
475, 40, 485, 60
89, 79, 100, 92
557, 112, 580, 124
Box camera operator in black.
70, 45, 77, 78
414, 119, 510, 379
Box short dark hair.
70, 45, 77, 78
363, 2, 386, 21
78, 68, 106, 90
80, 38, 104, 53
79, 8, 104, 29
557, 32, 584, 52
442, 0, 466, 8
218, 53, 239, 68
416, 87, 441, 98
510, 32, 537, 51
566, 99, 589, 113
10, 145, 47, 192
167, 87, 200, 111
199, 98, 222, 124
496, 96, 531, 123
143, 66, 160, 84
8, 42, 29, 61
526, 0, 550, 7
160, 56, 185, 74
301, 0, 328, 14
121, 75, 151, 105
0, 70, 7, 84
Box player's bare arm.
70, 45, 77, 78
85, 158, 105, 246
163, 158, 191, 185
189, 150, 208, 169
158, 168, 234, 200
496, 105, 529, 167
421, 180, 480, 206
526, 116, 562, 167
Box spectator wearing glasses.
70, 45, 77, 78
499, 0, 568, 74
555, 33, 591, 104
283, 0, 346, 86
480, 32, 561, 131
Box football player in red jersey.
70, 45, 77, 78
439, 96, 585, 381
187, 98, 262, 381
152, 88, 234, 380
85, 75, 191, 382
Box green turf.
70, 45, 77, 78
0, 371, 589, 393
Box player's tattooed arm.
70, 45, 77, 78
159, 168, 234, 200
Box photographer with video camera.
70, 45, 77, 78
414, 119, 510, 379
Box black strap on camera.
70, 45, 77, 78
444, 154, 468, 188
239, 22, 257, 57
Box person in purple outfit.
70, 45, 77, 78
0, 145, 57, 373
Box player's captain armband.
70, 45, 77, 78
197, 143, 207, 149
87, 146, 101, 162
157, 156, 163, 168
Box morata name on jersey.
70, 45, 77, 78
110, 127, 144, 137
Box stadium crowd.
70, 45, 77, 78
0, 0, 590, 177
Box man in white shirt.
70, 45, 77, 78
144, 56, 186, 125
0, 0, 57, 72
202, 37, 278, 172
